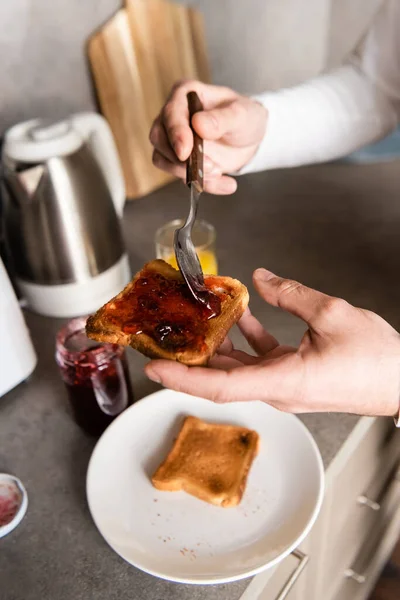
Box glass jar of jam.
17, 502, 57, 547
55, 317, 134, 437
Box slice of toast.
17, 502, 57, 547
86, 259, 249, 366
152, 416, 260, 507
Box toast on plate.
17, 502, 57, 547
152, 416, 260, 507
86, 259, 249, 366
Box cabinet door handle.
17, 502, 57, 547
345, 465, 400, 587
357, 495, 381, 511
275, 550, 309, 600
344, 569, 366, 584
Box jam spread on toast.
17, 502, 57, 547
107, 267, 223, 352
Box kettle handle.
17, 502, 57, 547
71, 112, 125, 217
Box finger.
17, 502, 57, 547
167, 80, 238, 109
151, 152, 237, 194
145, 360, 258, 402
192, 95, 267, 148
149, 118, 177, 164
228, 350, 260, 365
193, 98, 267, 147
238, 309, 279, 356
152, 147, 222, 180
150, 116, 222, 176
253, 269, 340, 330
215, 331, 259, 364
266, 345, 297, 359
145, 359, 295, 404
161, 97, 192, 161
192, 99, 249, 142
152, 150, 185, 179
162, 80, 238, 160
208, 355, 244, 370
203, 175, 237, 195
216, 337, 234, 355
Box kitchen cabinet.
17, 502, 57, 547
240, 417, 400, 600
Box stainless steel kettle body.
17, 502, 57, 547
1, 113, 130, 318
3, 144, 125, 285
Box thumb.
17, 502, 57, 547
192, 99, 249, 142
253, 268, 335, 329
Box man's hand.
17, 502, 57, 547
145, 270, 400, 417
149, 80, 267, 195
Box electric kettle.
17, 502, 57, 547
1, 112, 130, 317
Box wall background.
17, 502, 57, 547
0, 0, 381, 133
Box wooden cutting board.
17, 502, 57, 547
88, 0, 210, 200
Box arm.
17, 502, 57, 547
241, 0, 400, 173
149, 1, 400, 193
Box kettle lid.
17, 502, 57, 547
3, 118, 84, 163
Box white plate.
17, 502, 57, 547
87, 389, 324, 584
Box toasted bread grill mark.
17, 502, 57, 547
86, 259, 249, 366
152, 416, 260, 507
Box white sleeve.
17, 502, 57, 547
240, 0, 400, 174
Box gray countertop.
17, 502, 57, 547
1, 162, 400, 600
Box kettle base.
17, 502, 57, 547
17, 254, 131, 318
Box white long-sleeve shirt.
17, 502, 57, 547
241, 0, 400, 173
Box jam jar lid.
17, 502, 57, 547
0, 473, 28, 538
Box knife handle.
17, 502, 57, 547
186, 91, 204, 193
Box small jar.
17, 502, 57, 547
55, 317, 134, 437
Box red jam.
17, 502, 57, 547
60, 351, 134, 437
108, 268, 224, 353
56, 319, 135, 437
0, 483, 21, 527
